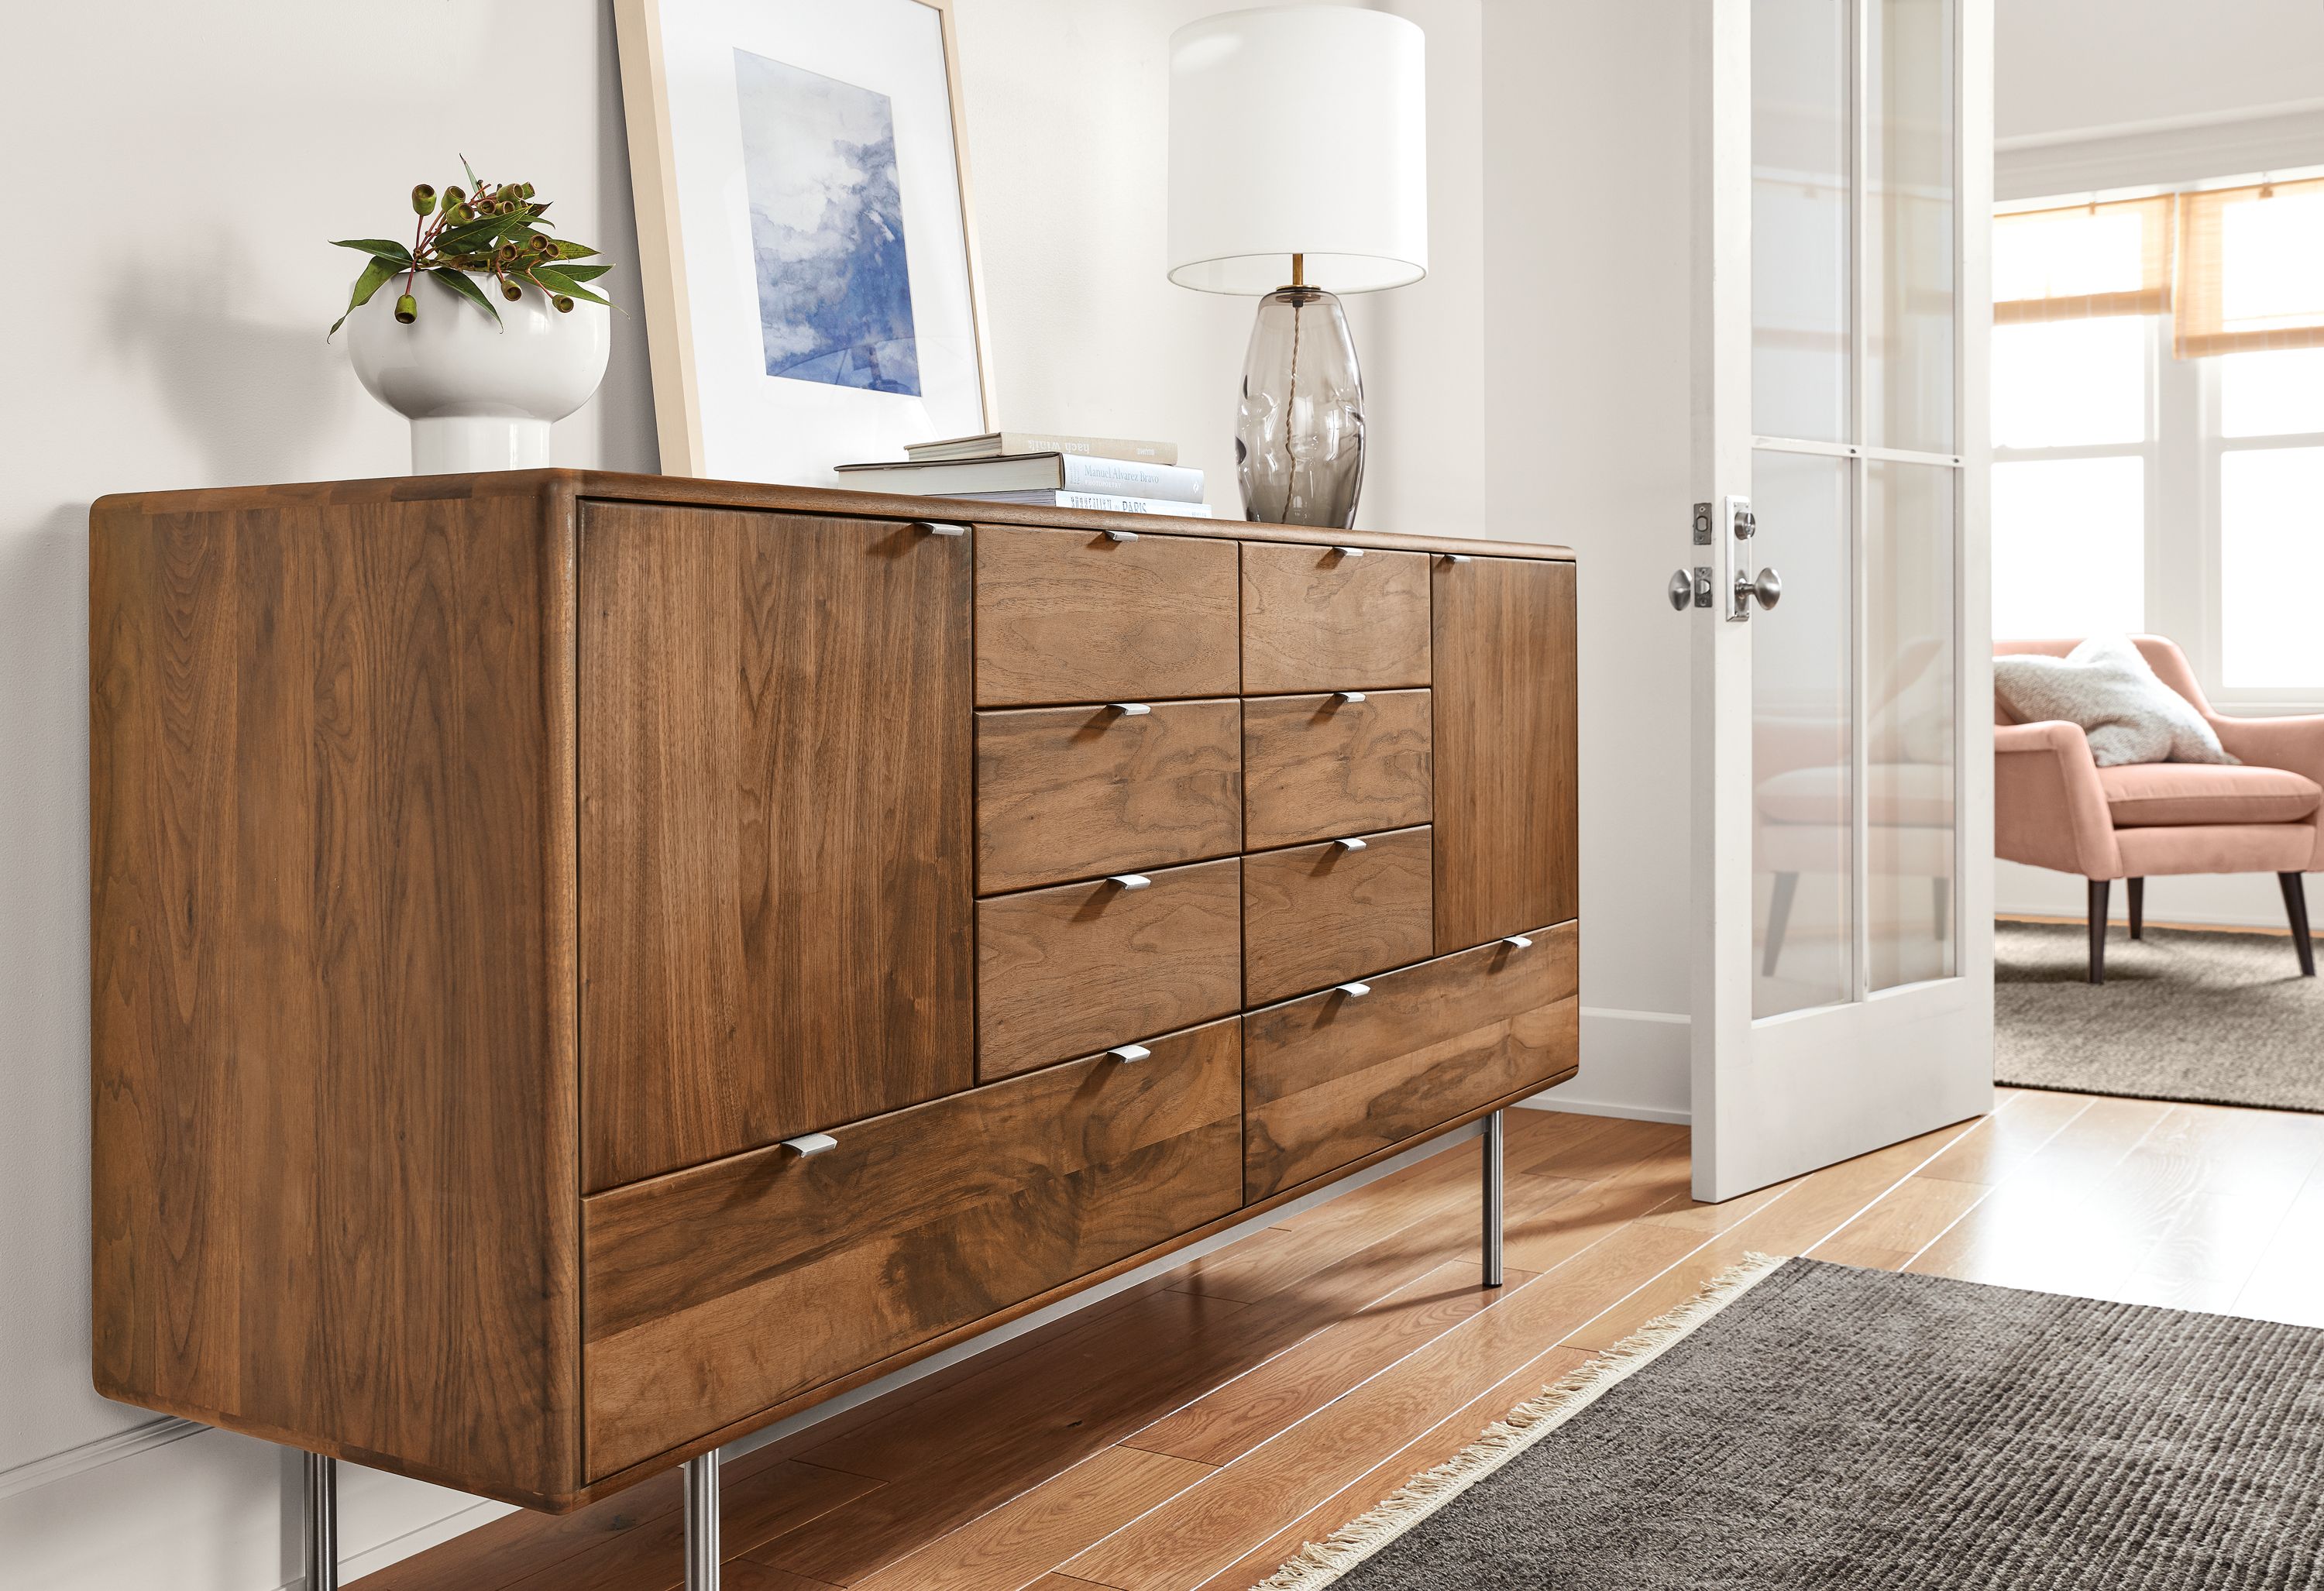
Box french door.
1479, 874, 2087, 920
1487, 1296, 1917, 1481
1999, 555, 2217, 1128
1685, 0, 1994, 1201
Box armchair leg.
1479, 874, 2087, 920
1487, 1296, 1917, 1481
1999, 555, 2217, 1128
2088, 878, 2109, 985
2127, 877, 2144, 940
1762, 872, 1798, 978
2281, 873, 2316, 978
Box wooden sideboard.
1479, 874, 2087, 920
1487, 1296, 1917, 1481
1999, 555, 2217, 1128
89, 471, 1579, 1513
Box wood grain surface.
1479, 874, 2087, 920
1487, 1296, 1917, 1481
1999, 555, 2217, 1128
975, 524, 1241, 706
977, 700, 1243, 893
583, 1019, 1244, 1477
978, 858, 1243, 1081
1239, 542, 1432, 694
580, 503, 975, 1191
1431, 555, 1580, 953
88, 476, 584, 1507
1241, 690, 1433, 851
1241, 826, 1435, 1005
1243, 923, 1580, 1200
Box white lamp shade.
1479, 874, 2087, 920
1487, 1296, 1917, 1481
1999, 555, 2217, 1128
1167, 5, 1428, 295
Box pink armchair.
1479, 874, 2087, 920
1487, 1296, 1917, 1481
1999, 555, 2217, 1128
1996, 636, 2324, 982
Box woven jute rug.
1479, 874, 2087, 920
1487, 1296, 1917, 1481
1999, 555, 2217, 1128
1254, 1256, 2324, 1589
1995, 919, 2324, 1113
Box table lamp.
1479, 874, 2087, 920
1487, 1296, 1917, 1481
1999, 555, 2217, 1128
1167, 5, 1428, 528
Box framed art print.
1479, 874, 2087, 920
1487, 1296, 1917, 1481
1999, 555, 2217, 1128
615, 0, 998, 482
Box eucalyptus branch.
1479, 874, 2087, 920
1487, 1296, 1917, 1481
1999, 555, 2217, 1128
328, 164, 614, 338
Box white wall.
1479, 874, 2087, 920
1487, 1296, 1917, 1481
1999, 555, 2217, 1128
0, 2, 1490, 1586
1483, 0, 1697, 1122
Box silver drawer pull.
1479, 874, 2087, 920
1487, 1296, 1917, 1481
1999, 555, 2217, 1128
1107, 1043, 1153, 1063
1333, 837, 1369, 852
1332, 545, 1366, 558
916, 521, 969, 537
1105, 527, 1140, 542
1334, 690, 1367, 703
1501, 933, 1533, 950
1108, 874, 1152, 891
1444, 553, 1472, 563
1109, 702, 1152, 716
780, 1132, 839, 1157
1335, 981, 1371, 998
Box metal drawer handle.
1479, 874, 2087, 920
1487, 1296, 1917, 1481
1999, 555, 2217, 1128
1334, 690, 1367, 703
1105, 528, 1140, 542
915, 521, 968, 537
1109, 702, 1152, 716
1108, 874, 1152, 891
1107, 1043, 1153, 1063
1334, 981, 1371, 998
1333, 837, 1368, 852
1444, 553, 1472, 564
1332, 545, 1366, 558
780, 1132, 839, 1157
1501, 934, 1533, 950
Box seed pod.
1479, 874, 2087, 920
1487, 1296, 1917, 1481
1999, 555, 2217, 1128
411, 184, 437, 215
394, 293, 418, 324
500, 278, 521, 301
443, 184, 466, 208
553, 295, 575, 314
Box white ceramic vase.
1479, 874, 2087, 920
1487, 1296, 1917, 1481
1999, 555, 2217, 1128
346, 273, 610, 474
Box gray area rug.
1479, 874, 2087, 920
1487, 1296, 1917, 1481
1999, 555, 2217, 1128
1262, 1257, 2324, 1589
1996, 919, 2324, 1114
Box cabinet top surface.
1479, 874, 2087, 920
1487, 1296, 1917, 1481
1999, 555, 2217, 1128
89, 469, 1576, 564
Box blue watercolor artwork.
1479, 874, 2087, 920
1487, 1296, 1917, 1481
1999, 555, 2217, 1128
734, 48, 920, 394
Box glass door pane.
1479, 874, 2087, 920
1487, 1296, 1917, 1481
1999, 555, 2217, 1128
1866, 459, 1956, 989
1753, 450, 1854, 1016
1752, 0, 1851, 443
1866, 0, 1955, 454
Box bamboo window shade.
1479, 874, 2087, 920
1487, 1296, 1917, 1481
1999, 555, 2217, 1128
2173, 177, 2324, 358
1992, 195, 2174, 325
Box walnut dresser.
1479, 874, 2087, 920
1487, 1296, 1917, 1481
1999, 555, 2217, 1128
88, 471, 1580, 1530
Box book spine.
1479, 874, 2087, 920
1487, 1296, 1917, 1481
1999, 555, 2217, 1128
1058, 456, 1205, 502
1053, 492, 1214, 518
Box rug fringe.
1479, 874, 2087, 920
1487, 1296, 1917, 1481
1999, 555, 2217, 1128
1246, 1250, 1790, 1591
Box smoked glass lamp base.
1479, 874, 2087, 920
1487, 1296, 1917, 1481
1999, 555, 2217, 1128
1236, 286, 1365, 527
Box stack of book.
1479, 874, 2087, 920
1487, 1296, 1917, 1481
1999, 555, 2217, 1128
836, 431, 1209, 517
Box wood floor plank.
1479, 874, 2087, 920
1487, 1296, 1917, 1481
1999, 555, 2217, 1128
724, 1567, 844, 1591
817, 1445, 1213, 1591
1913, 1088, 2091, 1187
1807, 1173, 1992, 1270
2232, 1158, 2324, 1328
1189, 1346, 1597, 1591
1063, 1223, 1700, 1591
1125, 1260, 1529, 1466
493, 1463, 878, 1591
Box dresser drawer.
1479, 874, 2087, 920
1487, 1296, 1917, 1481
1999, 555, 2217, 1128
1241, 542, 1432, 695
976, 525, 1242, 706
582, 1018, 1243, 1479
1243, 689, 1432, 850
979, 858, 1243, 1081
1243, 922, 1578, 1201
978, 700, 1243, 892
1243, 826, 1433, 1005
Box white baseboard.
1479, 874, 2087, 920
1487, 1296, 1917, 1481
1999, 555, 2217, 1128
1523, 1005, 1692, 1124
0, 1415, 205, 1503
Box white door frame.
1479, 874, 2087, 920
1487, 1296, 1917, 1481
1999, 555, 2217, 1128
1688, 0, 1996, 1204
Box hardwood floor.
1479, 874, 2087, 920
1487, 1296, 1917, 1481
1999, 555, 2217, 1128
354, 1090, 2324, 1591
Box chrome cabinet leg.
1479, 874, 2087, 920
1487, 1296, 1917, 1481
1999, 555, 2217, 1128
1482, 1108, 1505, 1287
685, 1449, 721, 1590
304, 1452, 339, 1591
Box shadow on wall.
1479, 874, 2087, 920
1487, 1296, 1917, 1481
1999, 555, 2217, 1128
104, 246, 363, 487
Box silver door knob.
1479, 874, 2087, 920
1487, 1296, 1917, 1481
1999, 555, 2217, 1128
1736, 566, 1783, 611
1667, 570, 1693, 611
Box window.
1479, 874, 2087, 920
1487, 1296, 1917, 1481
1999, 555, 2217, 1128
1992, 175, 2324, 703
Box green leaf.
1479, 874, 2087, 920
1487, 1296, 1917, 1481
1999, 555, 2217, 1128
524, 267, 613, 310
553, 263, 612, 282
328, 255, 407, 338
460, 153, 480, 190
431, 215, 508, 255
428, 266, 503, 327
331, 237, 411, 263
555, 239, 600, 259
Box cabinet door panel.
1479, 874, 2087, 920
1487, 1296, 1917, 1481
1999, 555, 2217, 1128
580, 504, 975, 1191
1432, 557, 1580, 951
1242, 689, 1432, 850
1242, 826, 1434, 1005
977, 524, 1241, 705
1241, 542, 1432, 693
